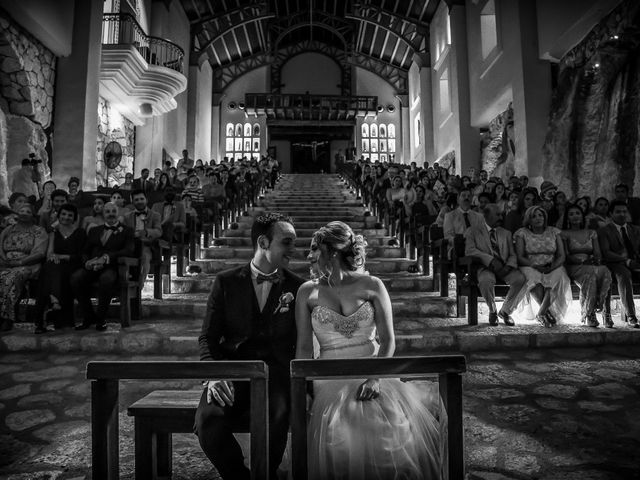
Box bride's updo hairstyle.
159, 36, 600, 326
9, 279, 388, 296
312, 221, 367, 271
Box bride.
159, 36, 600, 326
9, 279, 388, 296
295, 221, 442, 479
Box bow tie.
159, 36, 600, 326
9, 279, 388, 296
135, 210, 147, 216
105, 224, 119, 231
256, 272, 279, 284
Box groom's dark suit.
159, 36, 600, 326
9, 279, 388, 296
194, 263, 305, 480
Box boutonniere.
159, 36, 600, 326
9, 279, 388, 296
274, 292, 295, 315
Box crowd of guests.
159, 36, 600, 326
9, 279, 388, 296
0, 150, 280, 334
346, 158, 640, 329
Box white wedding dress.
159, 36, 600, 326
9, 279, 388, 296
307, 301, 444, 480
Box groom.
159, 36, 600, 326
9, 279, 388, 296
194, 213, 305, 480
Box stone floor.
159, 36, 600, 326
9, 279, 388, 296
1, 347, 639, 479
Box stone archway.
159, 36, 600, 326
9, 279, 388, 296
0, 15, 55, 201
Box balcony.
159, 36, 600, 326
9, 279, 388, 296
244, 94, 378, 123
99, 13, 187, 125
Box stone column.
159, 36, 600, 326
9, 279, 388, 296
52, 0, 103, 190
399, 95, 410, 165
417, 54, 435, 165
211, 92, 223, 162
186, 60, 213, 162
448, 1, 479, 175
511, 0, 552, 182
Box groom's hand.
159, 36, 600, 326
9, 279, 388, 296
206, 380, 235, 407
356, 379, 380, 401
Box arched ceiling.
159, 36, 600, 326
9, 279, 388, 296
179, 0, 441, 93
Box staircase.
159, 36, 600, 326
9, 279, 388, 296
143, 174, 458, 354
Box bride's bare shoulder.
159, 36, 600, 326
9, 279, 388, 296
297, 280, 318, 297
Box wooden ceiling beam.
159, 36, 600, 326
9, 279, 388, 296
191, 3, 266, 30
197, 15, 275, 56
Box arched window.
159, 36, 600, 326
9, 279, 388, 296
361, 121, 396, 163
226, 122, 261, 160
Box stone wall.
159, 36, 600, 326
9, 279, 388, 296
0, 13, 55, 200
481, 103, 515, 179
542, 0, 640, 198
96, 97, 135, 187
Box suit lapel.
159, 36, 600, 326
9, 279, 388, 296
237, 264, 260, 318
262, 271, 285, 318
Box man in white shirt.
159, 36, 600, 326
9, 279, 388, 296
443, 189, 484, 257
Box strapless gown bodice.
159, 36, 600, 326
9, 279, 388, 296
307, 300, 443, 479
311, 301, 378, 358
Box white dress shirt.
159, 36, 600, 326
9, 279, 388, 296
250, 261, 277, 311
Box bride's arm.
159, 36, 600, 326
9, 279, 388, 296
295, 282, 314, 359
370, 276, 395, 357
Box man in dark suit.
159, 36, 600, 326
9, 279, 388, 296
598, 200, 640, 328
194, 213, 305, 480
132, 168, 154, 195
614, 183, 640, 225
71, 202, 135, 331
465, 204, 526, 325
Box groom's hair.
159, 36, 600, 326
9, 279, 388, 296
251, 212, 293, 250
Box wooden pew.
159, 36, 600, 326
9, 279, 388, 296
290, 355, 467, 480
87, 360, 269, 480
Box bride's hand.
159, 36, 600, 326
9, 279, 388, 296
206, 380, 235, 407
356, 379, 380, 401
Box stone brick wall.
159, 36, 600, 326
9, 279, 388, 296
96, 97, 135, 187
481, 104, 515, 179
0, 13, 55, 200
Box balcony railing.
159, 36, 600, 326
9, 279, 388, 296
245, 94, 378, 121
102, 13, 184, 74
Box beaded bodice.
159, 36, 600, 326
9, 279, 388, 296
311, 301, 377, 358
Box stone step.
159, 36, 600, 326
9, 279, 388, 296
238, 215, 376, 225
199, 245, 406, 260
191, 258, 416, 275
221, 227, 386, 238
213, 235, 395, 247
158, 273, 432, 294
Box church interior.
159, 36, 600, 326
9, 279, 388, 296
0, 0, 640, 479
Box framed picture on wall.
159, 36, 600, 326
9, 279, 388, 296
235, 138, 243, 152
244, 123, 252, 137
388, 139, 396, 152
362, 139, 369, 153
380, 154, 387, 162
226, 138, 234, 152
253, 138, 260, 151
370, 153, 379, 162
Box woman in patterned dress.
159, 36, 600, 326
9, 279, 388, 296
561, 204, 612, 327
514, 206, 572, 327
0, 204, 48, 331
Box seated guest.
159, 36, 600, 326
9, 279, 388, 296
504, 189, 537, 233
67, 177, 82, 204
492, 182, 508, 213
124, 190, 162, 287
155, 173, 171, 192
548, 190, 568, 228
435, 192, 458, 228
182, 175, 205, 204
39, 189, 69, 233
561, 204, 612, 328
474, 192, 492, 213
0, 204, 48, 331
119, 173, 134, 191
598, 200, 640, 328
575, 196, 591, 217
3, 193, 30, 227
34, 203, 87, 333
586, 197, 610, 230
443, 189, 484, 256
71, 202, 134, 331
151, 187, 186, 250
202, 172, 226, 203
613, 183, 640, 225
82, 196, 107, 231
465, 204, 526, 326
36, 180, 57, 215
110, 191, 128, 220
514, 206, 572, 327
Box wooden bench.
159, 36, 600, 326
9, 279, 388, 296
457, 254, 640, 326
290, 355, 467, 480
87, 361, 269, 480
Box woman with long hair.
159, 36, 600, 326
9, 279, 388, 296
295, 221, 441, 479
561, 204, 612, 327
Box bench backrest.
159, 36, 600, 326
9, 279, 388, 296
86, 360, 269, 480
290, 355, 467, 480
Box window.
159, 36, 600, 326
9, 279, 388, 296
225, 122, 260, 160
361, 122, 396, 163
439, 69, 450, 115
434, 12, 452, 63
480, 0, 498, 60
414, 115, 421, 148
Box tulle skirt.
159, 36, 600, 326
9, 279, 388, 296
307, 378, 444, 480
